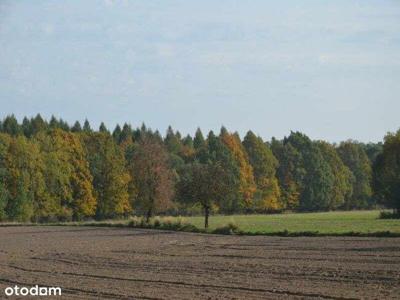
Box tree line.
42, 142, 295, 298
0, 114, 398, 227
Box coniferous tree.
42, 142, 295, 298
71, 121, 82, 133
49, 116, 59, 129
30, 114, 47, 136
193, 128, 205, 150
58, 118, 70, 131
180, 134, 195, 162
165, 126, 182, 154
120, 123, 133, 145
2, 115, 21, 136
112, 124, 122, 143
99, 122, 109, 134
83, 119, 92, 132
21, 117, 32, 137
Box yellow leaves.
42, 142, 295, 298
113, 172, 132, 215
255, 178, 282, 212
39, 129, 97, 219
221, 132, 256, 207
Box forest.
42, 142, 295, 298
0, 114, 398, 226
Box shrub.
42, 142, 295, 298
152, 216, 161, 227
180, 223, 201, 232
379, 211, 400, 219
128, 216, 144, 227
159, 216, 187, 230
212, 222, 240, 235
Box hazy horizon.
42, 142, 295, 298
1, 0, 399, 143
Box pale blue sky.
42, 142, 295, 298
0, 0, 399, 142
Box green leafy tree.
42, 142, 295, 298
177, 162, 229, 228
316, 141, 353, 210
273, 132, 336, 211
271, 138, 302, 210
361, 142, 383, 166
5, 136, 44, 221
205, 131, 241, 213
7, 175, 34, 222
337, 141, 373, 209
82, 132, 131, 219
220, 130, 256, 210
372, 130, 400, 214
0, 134, 11, 220
0, 182, 8, 221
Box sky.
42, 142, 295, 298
0, 0, 399, 143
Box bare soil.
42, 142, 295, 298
0, 226, 399, 299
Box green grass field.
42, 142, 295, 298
184, 210, 400, 234
3, 210, 399, 236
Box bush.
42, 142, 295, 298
212, 222, 240, 235
128, 216, 190, 231
128, 216, 145, 227
152, 216, 161, 227
180, 223, 201, 233
159, 216, 187, 230
379, 211, 400, 219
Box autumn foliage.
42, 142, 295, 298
0, 114, 392, 225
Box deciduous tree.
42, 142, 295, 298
177, 162, 229, 228
82, 132, 131, 219
132, 136, 174, 222
220, 129, 256, 210
243, 131, 282, 211
372, 130, 400, 214
337, 141, 372, 209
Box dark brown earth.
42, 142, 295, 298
0, 226, 399, 299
